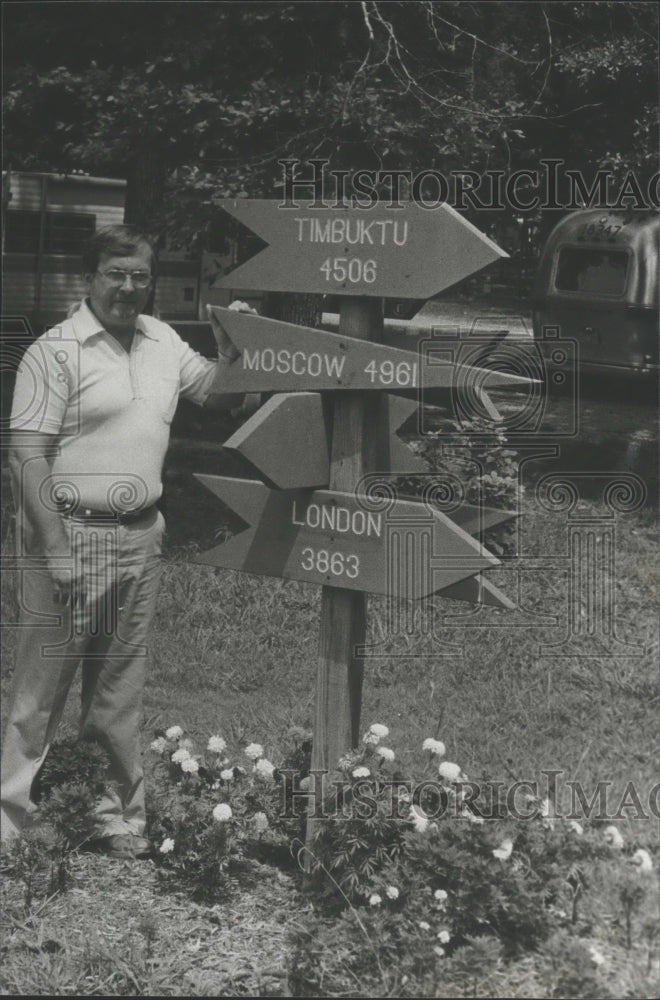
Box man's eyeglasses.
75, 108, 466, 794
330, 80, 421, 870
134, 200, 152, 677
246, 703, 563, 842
97, 269, 152, 288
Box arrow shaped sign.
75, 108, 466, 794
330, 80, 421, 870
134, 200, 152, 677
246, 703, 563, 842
207, 307, 534, 395
214, 200, 507, 299
224, 392, 426, 488
194, 476, 501, 601
436, 574, 514, 609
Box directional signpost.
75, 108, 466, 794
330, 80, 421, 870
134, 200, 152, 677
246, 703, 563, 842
211, 199, 505, 299
205, 306, 530, 395
195, 476, 511, 598
222, 391, 427, 488
193, 199, 532, 859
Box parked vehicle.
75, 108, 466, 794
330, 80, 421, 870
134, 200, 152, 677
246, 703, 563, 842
2, 171, 200, 334
532, 209, 659, 378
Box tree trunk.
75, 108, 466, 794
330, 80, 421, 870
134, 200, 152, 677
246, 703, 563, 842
123, 145, 168, 316
261, 291, 322, 328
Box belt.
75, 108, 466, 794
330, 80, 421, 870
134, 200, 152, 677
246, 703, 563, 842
58, 504, 156, 525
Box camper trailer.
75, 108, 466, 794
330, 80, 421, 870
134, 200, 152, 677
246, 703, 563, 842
2, 171, 201, 334
532, 209, 659, 379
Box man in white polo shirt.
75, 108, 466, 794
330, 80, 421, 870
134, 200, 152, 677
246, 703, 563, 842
1, 224, 245, 858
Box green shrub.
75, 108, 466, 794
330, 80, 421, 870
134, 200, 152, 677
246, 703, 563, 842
148, 724, 311, 899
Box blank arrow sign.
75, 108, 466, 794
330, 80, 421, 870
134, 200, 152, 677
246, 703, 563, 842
224, 392, 426, 489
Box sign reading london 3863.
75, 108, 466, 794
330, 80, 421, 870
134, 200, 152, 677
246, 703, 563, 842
215, 200, 506, 298
194, 476, 502, 600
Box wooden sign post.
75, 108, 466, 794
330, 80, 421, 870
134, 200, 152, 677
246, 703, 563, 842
193, 199, 536, 864
314, 297, 382, 807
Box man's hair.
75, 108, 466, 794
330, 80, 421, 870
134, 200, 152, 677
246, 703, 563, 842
82, 224, 158, 276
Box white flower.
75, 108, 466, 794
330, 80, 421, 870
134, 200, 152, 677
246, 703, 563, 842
159, 837, 175, 854
150, 737, 167, 753
369, 893, 382, 906
181, 758, 199, 774
220, 768, 234, 781
369, 724, 389, 738
437, 929, 451, 944
212, 803, 233, 822
423, 738, 446, 756
438, 761, 462, 782
385, 885, 399, 900
207, 735, 227, 754
352, 766, 370, 778
244, 742, 264, 760
631, 848, 653, 872
493, 838, 514, 860
409, 805, 429, 834
434, 889, 448, 903
299, 776, 311, 791
433, 945, 445, 958
362, 732, 381, 746
418, 921, 431, 931
254, 758, 275, 781
171, 747, 191, 764
165, 725, 183, 740
178, 738, 194, 751
603, 825, 624, 849
377, 747, 395, 762
253, 811, 269, 833
589, 945, 606, 966
539, 798, 557, 827
461, 806, 485, 825
569, 820, 584, 835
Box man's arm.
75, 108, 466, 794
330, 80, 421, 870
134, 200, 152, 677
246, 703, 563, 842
9, 430, 83, 605
194, 301, 261, 414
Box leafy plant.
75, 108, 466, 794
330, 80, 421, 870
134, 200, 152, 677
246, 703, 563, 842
148, 724, 311, 899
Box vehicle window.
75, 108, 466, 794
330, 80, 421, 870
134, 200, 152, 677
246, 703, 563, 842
555, 247, 628, 295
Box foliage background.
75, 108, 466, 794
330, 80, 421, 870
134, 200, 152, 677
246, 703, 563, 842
3, 0, 658, 249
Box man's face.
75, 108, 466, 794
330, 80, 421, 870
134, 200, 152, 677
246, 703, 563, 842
86, 244, 153, 333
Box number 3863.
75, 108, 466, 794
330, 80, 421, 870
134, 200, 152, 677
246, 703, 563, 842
300, 547, 360, 579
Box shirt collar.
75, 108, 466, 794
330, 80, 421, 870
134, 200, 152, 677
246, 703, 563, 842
71, 299, 159, 343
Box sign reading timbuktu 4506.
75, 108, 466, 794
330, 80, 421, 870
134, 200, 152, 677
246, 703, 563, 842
215, 200, 506, 298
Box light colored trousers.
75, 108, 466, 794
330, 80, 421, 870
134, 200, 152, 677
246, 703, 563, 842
1, 508, 164, 841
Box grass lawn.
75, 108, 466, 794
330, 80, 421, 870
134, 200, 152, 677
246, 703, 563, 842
1, 395, 658, 996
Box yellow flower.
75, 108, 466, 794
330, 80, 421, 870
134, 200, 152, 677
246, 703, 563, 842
631, 848, 653, 872
370, 724, 389, 738
492, 838, 513, 860
438, 761, 462, 782
603, 825, 624, 849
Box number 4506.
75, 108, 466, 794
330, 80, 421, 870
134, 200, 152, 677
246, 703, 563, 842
320, 258, 377, 283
